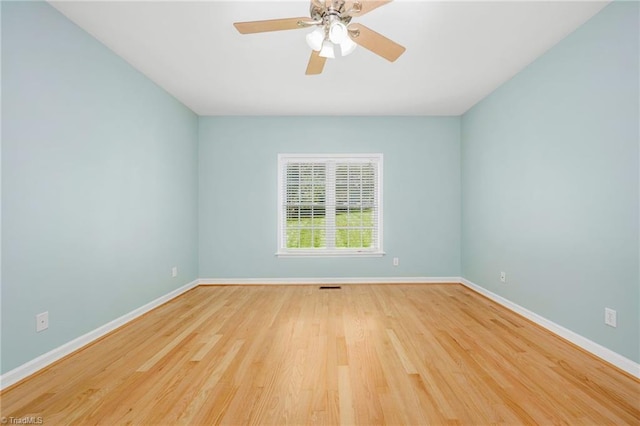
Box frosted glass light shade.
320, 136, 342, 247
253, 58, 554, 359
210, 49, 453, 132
328, 22, 348, 44
305, 28, 324, 51
319, 40, 335, 58
340, 37, 357, 56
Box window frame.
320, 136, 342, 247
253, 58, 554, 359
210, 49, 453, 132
276, 153, 384, 257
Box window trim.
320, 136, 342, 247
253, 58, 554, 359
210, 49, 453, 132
276, 153, 384, 258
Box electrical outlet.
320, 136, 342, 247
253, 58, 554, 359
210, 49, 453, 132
36, 312, 49, 332
604, 308, 617, 327
393, 257, 399, 267
500, 271, 506, 283
172, 266, 178, 278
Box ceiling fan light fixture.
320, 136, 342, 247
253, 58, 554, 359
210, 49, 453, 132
339, 37, 357, 56
305, 27, 324, 51
319, 40, 335, 58
233, 0, 405, 75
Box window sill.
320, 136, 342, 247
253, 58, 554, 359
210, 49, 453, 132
275, 251, 385, 258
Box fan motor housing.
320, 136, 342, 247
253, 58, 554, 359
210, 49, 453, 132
310, 1, 353, 26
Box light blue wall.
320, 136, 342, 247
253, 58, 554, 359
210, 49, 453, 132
461, 2, 639, 362
1, 2, 199, 373
199, 117, 461, 279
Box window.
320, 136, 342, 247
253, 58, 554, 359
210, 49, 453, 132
277, 154, 383, 257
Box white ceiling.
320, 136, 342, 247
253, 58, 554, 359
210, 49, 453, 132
50, 1, 609, 116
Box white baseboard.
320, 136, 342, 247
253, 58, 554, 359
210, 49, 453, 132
198, 276, 461, 285
460, 278, 640, 379
0, 279, 199, 390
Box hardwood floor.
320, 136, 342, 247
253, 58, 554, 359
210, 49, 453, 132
1, 284, 638, 425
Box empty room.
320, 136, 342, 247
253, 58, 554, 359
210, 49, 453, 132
1, 0, 639, 424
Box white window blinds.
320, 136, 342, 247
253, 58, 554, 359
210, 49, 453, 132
277, 154, 383, 256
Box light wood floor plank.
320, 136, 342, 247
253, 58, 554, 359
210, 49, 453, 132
1, 284, 638, 425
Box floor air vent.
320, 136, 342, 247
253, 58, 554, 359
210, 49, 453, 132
319, 286, 342, 290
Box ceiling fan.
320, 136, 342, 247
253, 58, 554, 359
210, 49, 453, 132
233, 0, 406, 75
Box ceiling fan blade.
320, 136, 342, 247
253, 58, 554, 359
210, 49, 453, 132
348, 0, 392, 16
306, 50, 327, 75
348, 23, 405, 62
234, 17, 309, 34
